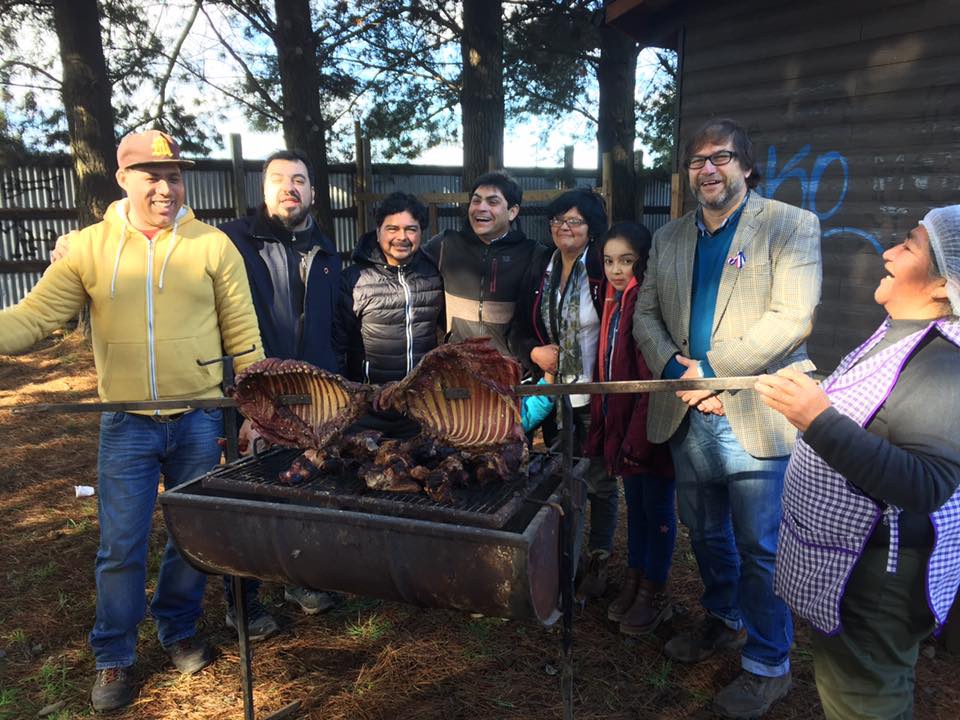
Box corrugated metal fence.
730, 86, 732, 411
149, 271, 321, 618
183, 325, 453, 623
0, 157, 670, 308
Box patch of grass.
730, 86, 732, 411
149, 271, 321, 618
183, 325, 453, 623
0, 687, 23, 718
645, 659, 672, 689
333, 597, 382, 617
31, 561, 59, 583
345, 614, 392, 642
8, 629, 27, 647
37, 658, 69, 702
56, 591, 69, 612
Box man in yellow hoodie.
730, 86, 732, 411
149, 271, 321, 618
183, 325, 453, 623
0, 130, 264, 712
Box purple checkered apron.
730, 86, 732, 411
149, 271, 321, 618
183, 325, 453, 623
775, 318, 960, 635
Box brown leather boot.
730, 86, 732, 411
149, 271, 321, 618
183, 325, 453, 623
619, 579, 672, 636
607, 568, 642, 622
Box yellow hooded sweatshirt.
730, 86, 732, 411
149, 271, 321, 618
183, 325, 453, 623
0, 200, 264, 412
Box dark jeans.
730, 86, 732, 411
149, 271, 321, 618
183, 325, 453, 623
557, 404, 617, 560
812, 545, 935, 720
622, 474, 676, 583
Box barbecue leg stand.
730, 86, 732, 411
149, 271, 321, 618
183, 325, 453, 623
558, 395, 581, 720
199, 351, 302, 720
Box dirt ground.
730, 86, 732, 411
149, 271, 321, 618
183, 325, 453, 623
1, 332, 958, 719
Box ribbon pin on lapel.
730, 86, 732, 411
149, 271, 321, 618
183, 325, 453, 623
727, 250, 746, 269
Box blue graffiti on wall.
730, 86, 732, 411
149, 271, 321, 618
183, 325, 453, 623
761, 144, 883, 254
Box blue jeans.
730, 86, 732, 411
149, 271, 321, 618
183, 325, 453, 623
90, 409, 223, 670
622, 474, 677, 583
670, 412, 792, 677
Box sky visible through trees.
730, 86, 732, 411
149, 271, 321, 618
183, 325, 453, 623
1, 1, 675, 169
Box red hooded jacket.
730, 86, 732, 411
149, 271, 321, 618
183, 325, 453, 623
584, 276, 673, 478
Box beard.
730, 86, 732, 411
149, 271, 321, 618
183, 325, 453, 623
269, 197, 312, 231
693, 174, 747, 213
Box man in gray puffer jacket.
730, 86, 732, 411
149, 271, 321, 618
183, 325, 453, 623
333, 192, 443, 435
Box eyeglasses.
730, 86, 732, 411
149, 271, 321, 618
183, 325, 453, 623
549, 217, 588, 229
685, 151, 737, 170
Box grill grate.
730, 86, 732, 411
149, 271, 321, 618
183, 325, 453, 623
199, 447, 561, 530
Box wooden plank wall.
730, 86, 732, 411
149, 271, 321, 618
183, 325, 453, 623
675, 0, 960, 371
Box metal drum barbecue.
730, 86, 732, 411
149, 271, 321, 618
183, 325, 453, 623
160, 448, 586, 625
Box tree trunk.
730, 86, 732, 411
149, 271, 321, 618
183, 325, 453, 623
460, 0, 504, 191
597, 15, 639, 222
52, 0, 120, 227
273, 0, 334, 236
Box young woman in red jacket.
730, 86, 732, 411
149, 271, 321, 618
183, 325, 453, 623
584, 222, 676, 636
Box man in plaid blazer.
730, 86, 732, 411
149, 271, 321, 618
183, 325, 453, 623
633, 118, 822, 719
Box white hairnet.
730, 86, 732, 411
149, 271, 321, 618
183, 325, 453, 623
920, 205, 960, 316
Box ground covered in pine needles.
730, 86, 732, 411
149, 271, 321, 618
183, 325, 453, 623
1, 332, 958, 719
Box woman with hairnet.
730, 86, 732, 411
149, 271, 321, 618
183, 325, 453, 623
754, 205, 960, 719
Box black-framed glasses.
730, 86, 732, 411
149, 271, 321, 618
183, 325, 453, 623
685, 150, 737, 170
549, 217, 588, 229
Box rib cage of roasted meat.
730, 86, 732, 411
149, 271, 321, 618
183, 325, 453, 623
229, 358, 373, 450
229, 340, 528, 499
375, 337, 525, 449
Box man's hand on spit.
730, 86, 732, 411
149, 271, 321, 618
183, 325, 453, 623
675, 354, 716, 407
238, 418, 264, 456
755, 368, 830, 432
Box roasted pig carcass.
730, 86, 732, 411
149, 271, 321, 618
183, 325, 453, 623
374, 337, 526, 450
229, 358, 374, 482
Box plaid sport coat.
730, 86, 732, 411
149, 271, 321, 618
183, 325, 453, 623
632, 193, 822, 458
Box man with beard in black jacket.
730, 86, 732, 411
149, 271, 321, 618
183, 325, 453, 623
333, 192, 443, 437
423, 171, 540, 362
218, 149, 342, 639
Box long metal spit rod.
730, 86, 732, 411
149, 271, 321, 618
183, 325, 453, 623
558, 395, 577, 720
9, 377, 762, 414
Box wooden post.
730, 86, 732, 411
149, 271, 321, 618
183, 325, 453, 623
362, 138, 374, 233
562, 146, 575, 189
428, 203, 439, 238
670, 173, 682, 219
354, 121, 366, 237
601, 152, 613, 228
487, 155, 496, 172
229, 133, 246, 219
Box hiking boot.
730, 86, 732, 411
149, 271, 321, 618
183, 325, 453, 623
90, 666, 136, 712
164, 636, 216, 675
619, 579, 672, 636
575, 550, 610, 603
663, 615, 747, 663
284, 585, 339, 615
225, 603, 280, 642
607, 568, 642, 622
713, 670, 792, 719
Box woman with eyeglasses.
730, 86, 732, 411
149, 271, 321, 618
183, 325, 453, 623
514, 188, 616, 602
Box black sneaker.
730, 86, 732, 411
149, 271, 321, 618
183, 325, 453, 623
663, 615, 747, 663
164, 636, 216, 675
90, 666, 136, 712
225, 604, 280, 642
713, 670, 792, 719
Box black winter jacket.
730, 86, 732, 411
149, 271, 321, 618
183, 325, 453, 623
219, 209, 340, 372
423, 225, 544, 360
333, 232, 443, 384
